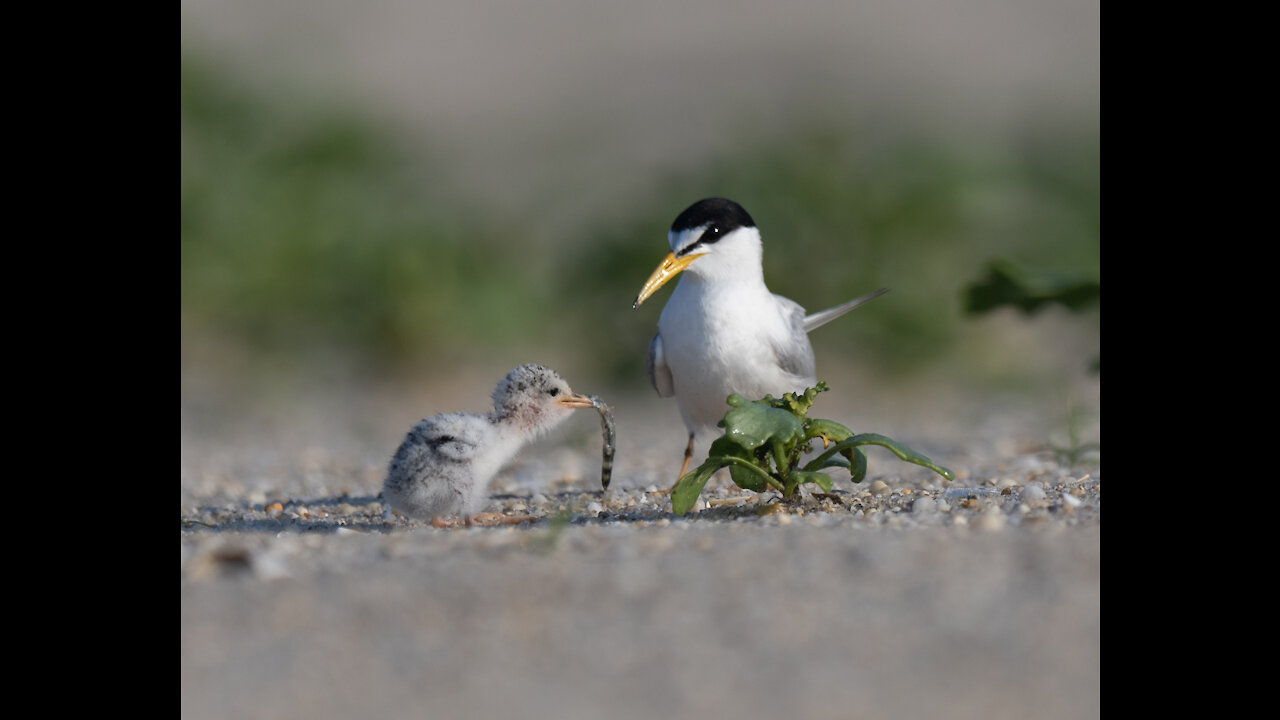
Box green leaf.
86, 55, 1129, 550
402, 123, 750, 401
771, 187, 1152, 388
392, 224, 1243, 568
793, 470, 834, 492
671, 462, 720, 515
672, 454, 783, 514
706, 436, 770, 492
730, 464, 769, 492
831, 433, 954, 481
805, 418, 852, 444
848, 447, 868, 483
707, 435, 749, 460
722, 402, 805, 451
808, 446, 868, 482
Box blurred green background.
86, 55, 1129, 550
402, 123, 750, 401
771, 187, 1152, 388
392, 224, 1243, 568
181, 1, 1098, 437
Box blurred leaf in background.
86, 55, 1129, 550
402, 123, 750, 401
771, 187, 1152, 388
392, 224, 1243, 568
964, 259, 1099, 316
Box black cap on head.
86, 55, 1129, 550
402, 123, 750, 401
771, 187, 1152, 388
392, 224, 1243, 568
670, 198, 756, 235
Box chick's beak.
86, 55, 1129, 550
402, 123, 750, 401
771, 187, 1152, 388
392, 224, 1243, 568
632, 251, 704, 308
556, 393, 596, 409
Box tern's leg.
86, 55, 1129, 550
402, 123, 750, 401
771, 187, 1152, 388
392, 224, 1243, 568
660, 433, 697, 495
679, 433, 695, 478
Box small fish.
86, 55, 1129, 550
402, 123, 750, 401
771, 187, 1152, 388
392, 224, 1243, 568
589, 396, 616, 490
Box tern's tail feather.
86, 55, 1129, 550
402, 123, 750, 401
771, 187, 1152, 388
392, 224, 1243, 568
803, 288, 890, 332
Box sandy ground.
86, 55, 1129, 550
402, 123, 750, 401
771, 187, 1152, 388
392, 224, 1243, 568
181, 375, 1099, 720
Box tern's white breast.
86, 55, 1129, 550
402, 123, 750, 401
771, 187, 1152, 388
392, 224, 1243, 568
658, 275, 814, 434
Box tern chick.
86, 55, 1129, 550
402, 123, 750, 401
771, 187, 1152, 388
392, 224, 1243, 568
633, 198, 888, 478
383, 363, 595, 524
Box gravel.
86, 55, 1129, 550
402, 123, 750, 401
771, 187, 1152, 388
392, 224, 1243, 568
181, 388, 1099, 720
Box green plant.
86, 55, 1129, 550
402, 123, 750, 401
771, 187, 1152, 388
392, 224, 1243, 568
670, 383, 954, 515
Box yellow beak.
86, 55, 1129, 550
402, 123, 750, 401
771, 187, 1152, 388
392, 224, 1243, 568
632, 251, 705, 308
556, 393, 596, 409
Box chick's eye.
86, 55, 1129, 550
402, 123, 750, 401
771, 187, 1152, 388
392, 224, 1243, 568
548, 387, 560, 397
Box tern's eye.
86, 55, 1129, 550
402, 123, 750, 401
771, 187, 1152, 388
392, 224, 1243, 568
548, 387, 560, 397
678, 223, 725, 256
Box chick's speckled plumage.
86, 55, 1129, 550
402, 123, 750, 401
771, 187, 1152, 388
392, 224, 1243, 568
383, 364, 592, 520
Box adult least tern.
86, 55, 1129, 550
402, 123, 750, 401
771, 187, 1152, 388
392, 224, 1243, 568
383, 363, 596, 525
633, 198, 888, 478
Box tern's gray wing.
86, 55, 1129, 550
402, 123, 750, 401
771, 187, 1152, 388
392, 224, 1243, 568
803, 288, 890, 332
771, 294, 817, 381
647, 332, 675, 397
